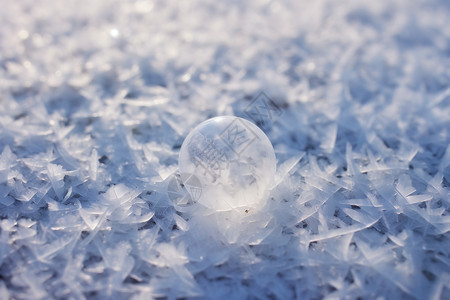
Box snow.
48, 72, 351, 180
0, 0, 449, 299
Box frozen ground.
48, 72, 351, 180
1, 0, 450, 299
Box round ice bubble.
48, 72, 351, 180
178, 116, 276, 211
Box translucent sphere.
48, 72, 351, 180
178, 116, 276, 211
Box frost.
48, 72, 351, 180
89, 149, 99, 181
0, 146, 16, 183
46, 163, 67, 201
0, 0, 449, 298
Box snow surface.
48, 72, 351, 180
0, 0, 450, 299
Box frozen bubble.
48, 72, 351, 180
178, 116, 276, 211
167, 172, 202, 205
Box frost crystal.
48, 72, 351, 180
0, 0, 449, 299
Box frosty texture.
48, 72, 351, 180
1, 0, 449, 299
179, 116, 276, 211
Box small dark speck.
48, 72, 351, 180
14, 112, 27, 120
256, 120, 266, 127
422, 270, 436, 282
99, 155, 109, 164
290, 134, 297, 143
132, 127, 141, 135
270, 99, 288, 109
245, 209, 249, 213
326, 284, 337, 292
124, 276, 140, 284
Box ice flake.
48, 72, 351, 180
0, 145, 15, 169
430, 273, 450, 300
34, 233, 79, 262
13, 219, 37, 241
151, 243, 188, 267
79, 206, 106, 230
101, 241, 133, 272
0, 181, 14, 206
0, 145, 16, 183
46, 163, 66, 200
341, 207, 380, 225
89, 149, 99, 181
174, 214, 189, 231
11, 180, 37, 202
103, 183, 142, 207
309, 217, 380, 243
396, 174, 433, 204
274, 151, 304, 187
136, 225, 160, 260
12, 270, 48, 299
404, 193, 433, 204
320, 123, 338, 152
397, 139, 419, 163
396, 174, 415, 197
0, 281, 10, 300
62, 186, 72, 202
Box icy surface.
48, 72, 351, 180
0, 0, 449, 299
